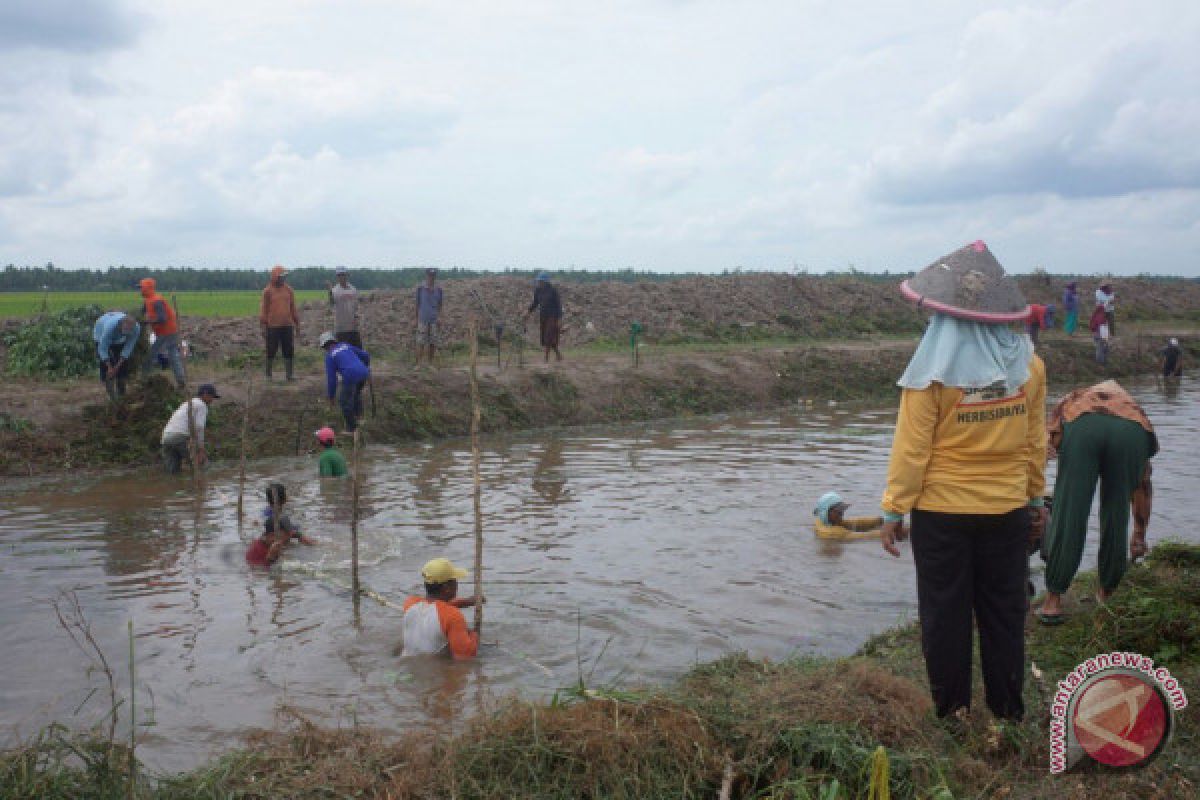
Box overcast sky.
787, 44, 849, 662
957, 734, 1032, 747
1, 0, 1197, 274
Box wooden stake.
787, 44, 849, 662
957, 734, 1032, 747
351, 428, 362, 601
468, 320, 485, 636
172, 294, 200, 490
236, 373, 252, 532
127, 620, 136, 800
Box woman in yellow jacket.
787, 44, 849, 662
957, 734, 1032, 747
880, 241, 1047, 722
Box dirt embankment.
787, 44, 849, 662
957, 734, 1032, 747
1, 329, 1194, 478
178, 273, 1200, 361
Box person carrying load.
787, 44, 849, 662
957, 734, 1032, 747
812, 492, 883, 540
137, 278, 186, 389
401, 558, 483, 659
92, 311, 141, 401
320, 332, 371, 432
880, 240, 1047, 723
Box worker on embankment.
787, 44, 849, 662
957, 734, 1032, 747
400, 558, 481, 659
320, 332, 371, 432
1095, 282, 1116, 336
1037, 380, 1157, 624
328, 266, 361, 347
415, 267, 443, 366
246, 483, 316, 566
137, 278, 186, 389
314, 426, 347, 477
526, 272, 563, 362
92, 310, 141, 401
1089, 302, 1110, 364
260, 265, 300, 381
161, 383, 220, 473
1061, 282, 1079, 335
880, 240, 1046, 723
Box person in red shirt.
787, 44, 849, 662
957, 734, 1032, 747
400, 558, 482, 659
245, 483, 316, 567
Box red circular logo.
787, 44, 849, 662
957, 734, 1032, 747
1072, 672, 1168, 768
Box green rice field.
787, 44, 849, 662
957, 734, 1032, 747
0, 290, 326, 319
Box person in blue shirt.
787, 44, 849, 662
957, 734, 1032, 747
92, 311, 141, 400
320, 331, 371, 432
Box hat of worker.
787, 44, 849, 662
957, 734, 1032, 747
535, 271, 551, 283
1170, 337, 1179, 347
899, 240, 1029, 323
318, 331, 337, 348
813, 491, 847, 526
197, 383, 221, 398
270, 265, 288, 279
421, 557, 469, 584
425, 267, 438, 275
314, 426, 335, 445
334, 265, 348, 275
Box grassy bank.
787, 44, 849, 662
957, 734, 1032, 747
1, 329, 1194, 478
0, 290, 327, 319
4, 542, 1197, 799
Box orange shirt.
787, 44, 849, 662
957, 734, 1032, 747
401, 596, 478, 659
260, 283, 300, 327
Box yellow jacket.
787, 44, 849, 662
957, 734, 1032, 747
882, 356, 1046, 516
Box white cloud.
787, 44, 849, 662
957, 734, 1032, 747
0, 0, 1197, 274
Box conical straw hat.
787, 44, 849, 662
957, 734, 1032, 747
899, 240, 1030, 323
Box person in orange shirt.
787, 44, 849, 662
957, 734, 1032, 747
259, 265, 300, 381
401, 558, 482, 659
882, 241, 1046, 723
138, 278, 186, 389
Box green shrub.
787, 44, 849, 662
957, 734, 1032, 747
3, 305, 110, 378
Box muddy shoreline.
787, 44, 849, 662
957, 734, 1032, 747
0, 330, 1193, 479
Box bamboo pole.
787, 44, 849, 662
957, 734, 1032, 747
127, 620, 136, 800
468, 320, 485, 635
236, 373, 252, 532
172, 295, 200, 490
351, 428, 362, 602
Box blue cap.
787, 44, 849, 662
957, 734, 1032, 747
536, 272, 551, 283
813, 491, 846, 525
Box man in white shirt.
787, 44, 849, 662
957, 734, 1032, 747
328, 266, 361, 347
161, 384, 220, 473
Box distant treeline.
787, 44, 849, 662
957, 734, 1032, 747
2, 264, 702, 291
2, 263, 914, 291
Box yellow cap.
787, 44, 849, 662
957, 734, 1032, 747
421, 557, 469, 583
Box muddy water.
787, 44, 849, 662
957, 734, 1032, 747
1, 378, 1195, 771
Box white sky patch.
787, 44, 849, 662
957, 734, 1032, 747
0, 0, 1197, 274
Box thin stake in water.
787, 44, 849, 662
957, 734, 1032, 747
468, 320, 485, 636
351, 428, 362, 602
237, 374, 253, 532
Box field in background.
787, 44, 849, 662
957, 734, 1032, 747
0, 290, 326, 319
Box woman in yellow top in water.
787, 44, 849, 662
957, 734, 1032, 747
812, 492, 882, 540
879, 241, 1047, 723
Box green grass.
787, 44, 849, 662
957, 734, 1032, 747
0, 291, 326, 319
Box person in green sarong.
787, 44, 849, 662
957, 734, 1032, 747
1037, 381, 1156, 624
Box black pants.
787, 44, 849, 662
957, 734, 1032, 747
911, 508, 1030, 720
265, 326, 295, 359
335, 330, 362, 347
